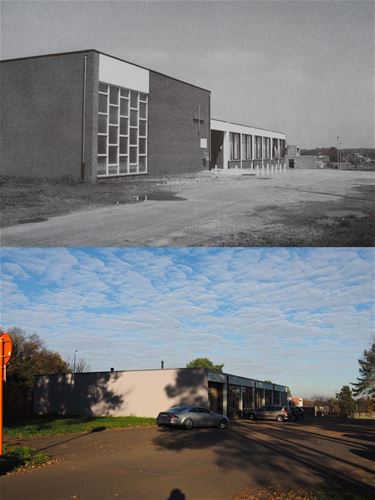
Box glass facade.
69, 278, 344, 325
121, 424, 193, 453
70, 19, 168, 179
97, 82, 148, 177
228, 384, 241, 417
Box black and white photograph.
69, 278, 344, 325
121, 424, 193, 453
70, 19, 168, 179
0, 0, 374, 246
0, 1, 374, 499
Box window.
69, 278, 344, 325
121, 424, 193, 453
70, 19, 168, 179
255, 136, 262, 159
199, 408, 211, 414
272, 138, 279, 159
264, 137, 271, 158
280, 139, 286, 158
230, 133, 240, 160
97, 82, 148, 177
246, 135, 252, 159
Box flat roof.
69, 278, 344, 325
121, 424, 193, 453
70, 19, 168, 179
35, 366, 288, 390
212, 117, 285, 136
0, 49, 211, 93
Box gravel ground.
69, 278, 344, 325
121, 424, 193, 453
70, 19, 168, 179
1, 169, 374, 246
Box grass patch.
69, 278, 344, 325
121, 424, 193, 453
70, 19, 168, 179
0, 445, 51, 475
4, 415, 156, 439
0, 175, 171, 227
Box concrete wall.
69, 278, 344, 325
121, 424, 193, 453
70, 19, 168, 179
148, 72, 210, 175
33, 368, 209, 418
0, 51, 98, 181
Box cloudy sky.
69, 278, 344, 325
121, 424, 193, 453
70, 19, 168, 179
1, 247, 373, 398
1, 0, 373, 148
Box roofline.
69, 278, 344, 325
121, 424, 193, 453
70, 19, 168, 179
34, 367, 288, 388
0, 49, 211, 93
212, 117, 285, 136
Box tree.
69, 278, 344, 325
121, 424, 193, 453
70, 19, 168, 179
352, 342, 375, 399
1, 326, 70, 418
328, 147, 338, 162
67, 356, 90, 373
311, 395, 339, 416
186, 357, 224, 372
336, 385, 356, 417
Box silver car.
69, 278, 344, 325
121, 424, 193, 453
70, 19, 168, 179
156, 405, 229, 430
247, 405, 290, 422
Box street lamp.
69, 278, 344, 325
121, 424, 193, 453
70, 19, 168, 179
73, 350, 78, 374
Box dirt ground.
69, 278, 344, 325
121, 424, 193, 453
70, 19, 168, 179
1, 169, 374, 246
1, 418, 374, 500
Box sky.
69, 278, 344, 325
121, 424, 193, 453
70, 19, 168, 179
1, 0, 373, 149
1, 247, 374, 398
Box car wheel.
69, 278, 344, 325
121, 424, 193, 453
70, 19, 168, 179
184, 418, 193, 430
248, 413, 255, 420
276, 415, 284, 422
218, 419, 227, 429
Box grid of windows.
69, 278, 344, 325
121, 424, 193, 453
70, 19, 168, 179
97, 82, 148, 177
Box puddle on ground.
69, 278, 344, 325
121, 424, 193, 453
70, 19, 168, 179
130, 193, 186, 202
17, 216, 49, 224
327, 210, 368, 218
256, 177, 273, 180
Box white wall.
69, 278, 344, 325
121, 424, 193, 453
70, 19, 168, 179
34, 369, 208, 418
211, 118, 286, 140
99, 54, 149, 93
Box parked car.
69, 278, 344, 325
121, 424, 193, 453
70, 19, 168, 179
288, 406, 305, 420
247, 405, 290, 422
156, 405, 229, 430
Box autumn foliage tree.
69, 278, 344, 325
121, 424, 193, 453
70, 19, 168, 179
1, 327, 70, 418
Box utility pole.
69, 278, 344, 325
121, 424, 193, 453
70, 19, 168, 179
73, 350, 78, 374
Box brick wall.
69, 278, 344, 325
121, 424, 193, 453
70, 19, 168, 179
0, 51, 98, 181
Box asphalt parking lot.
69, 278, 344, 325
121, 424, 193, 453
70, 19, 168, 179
1, 418, 374, 499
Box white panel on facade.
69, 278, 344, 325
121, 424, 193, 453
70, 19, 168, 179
200, 138, 208, 149
211, 118, 286, 141
99, 54, 149, 93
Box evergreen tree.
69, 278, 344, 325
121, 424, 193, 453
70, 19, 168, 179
336, 385, 355, 417
352, 342, 375, 399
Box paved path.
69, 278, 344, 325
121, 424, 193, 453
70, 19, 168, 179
2, 170, 374, 246
1, 419, 374, 499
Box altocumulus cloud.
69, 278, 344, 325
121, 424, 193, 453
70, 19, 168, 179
0, 247, 374, 397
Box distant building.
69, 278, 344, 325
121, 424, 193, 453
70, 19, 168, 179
211, 119, 286, 171
290, 396, 304, 407
286, 145, 327, 169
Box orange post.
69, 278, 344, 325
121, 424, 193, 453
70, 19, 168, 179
0, 333, 12, 457
0, 336, 3, 456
